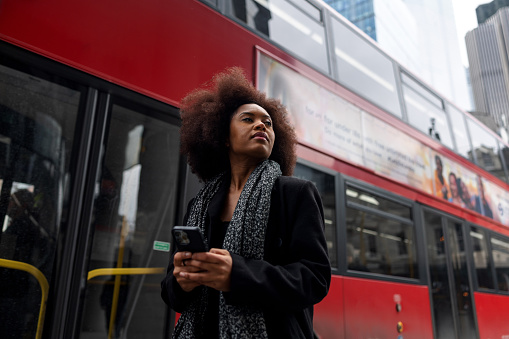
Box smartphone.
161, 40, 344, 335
172, 226, 209, 253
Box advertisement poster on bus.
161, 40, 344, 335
258, 53, 364, 166
258, 53, 433, 194
481, 178, 509, 225
431, 152, 480, 211
258, 52, 509, 228
362, 113, 433, 194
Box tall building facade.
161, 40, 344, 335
323, 0, 471, 111
466, 7, 509, 130
477, 0, 509, 24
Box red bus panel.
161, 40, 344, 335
0, 0, 280, 106
475, 292, 509, 338
314, 276, 345, 338
342, 276, 433, 338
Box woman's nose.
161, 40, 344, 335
254, 121, 266, 130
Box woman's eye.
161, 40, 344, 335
265, 121, 272, 127
242, 117, 253, 122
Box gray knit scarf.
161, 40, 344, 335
173, 160, 282, 339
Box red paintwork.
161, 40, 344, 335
314, 275, 434, 338
0, 0, 279, 107
314, 276, 345, 338
340, 276, 432, 338
475, 292, 509, 339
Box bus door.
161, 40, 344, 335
422, 208, 478, 339
0, 57, 84, 339
78, 97, 182, 338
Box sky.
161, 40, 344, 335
451, 0, 491, 67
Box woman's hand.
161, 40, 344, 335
173, 251, 202, 292
177, 249, 233, 292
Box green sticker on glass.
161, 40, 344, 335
153, 241, 170, 252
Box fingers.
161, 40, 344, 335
172, 249, 233, 292
173, 253, 203, 292
209, 248, 230, 256
173, 251, 192, 268
191, 248, 229, 263
174, 273, 201, 292
185, 249, 232, 292
182, 269, 231, 292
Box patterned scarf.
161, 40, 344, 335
173, 160, 282, 339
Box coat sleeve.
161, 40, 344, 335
160, 199, 199, 312
224, 179, 331, 312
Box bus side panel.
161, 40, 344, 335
343, 277, 433, 338
314, 275, 345, 339
0, 0, 276, 106
475, 292, 509, 338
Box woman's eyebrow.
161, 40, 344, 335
239, 112, 271, 119
238, 112, 254, 116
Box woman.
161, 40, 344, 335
448, 172, 465, 207
458, 178, 475, 210
474, 176, 493, 218
161, 67, 331, 338
434, 155, 448, 200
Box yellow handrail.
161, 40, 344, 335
0, 258, 49, 339
87, 266, 166, 338
87, 267, 166, 280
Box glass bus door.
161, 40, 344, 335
0, 58, 83, 339
79, 99, 181, 338
423, 209, 478, 339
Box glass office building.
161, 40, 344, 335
477, 0, 509, 24
466, 7, 509, 130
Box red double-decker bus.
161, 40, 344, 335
1, 0, 509, 338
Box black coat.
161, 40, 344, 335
161, 176, 331, 338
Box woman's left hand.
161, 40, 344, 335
178, 248, 232, 292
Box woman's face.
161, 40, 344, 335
478, 177, 485, 199
449, 174, 458, 197
435, 157, 443, 173
461, 181, 470, 200
228, 103, 275, 163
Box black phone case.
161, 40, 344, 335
172, 226, 208, 252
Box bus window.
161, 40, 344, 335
345, 185, 417, 278
466, 118, 507, 183
447, 220, 476, 338
346, 186, 411, 220
470, 227, 495, 290
330, 16, 401, 118
490, 235, 509, 292
401, 74, 453, 149
501, 144, 509, 181
228, 0, 329, 74
79, 100, 180, 338
199, 0, 217, 7
0, 60, 82, 338
294, 163, 337, 268
424, 211, 455, 338
424, 212, 477, 339
447, 104, 472, 159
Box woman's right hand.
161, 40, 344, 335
173, 251, 202, 292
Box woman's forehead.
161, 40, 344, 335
234, 103, 269, 116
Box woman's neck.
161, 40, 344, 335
230, 165, 255, 191
229, 157, 264, 191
